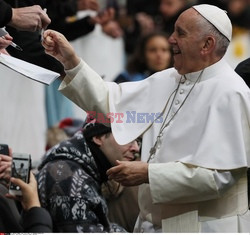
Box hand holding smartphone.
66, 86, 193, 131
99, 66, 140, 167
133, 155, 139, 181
0, 144, 9, 155
0, 144, 11, 184
9, 153, 31, 196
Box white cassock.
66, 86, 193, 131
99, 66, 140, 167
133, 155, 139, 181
58, 57, 250, 232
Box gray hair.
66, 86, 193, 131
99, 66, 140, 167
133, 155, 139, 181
196, 14, 230, 57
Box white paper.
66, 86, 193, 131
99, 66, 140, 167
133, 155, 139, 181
0, 53, 60, 85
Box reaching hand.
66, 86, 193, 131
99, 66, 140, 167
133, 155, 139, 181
6, 172, 41, 211
0, 34, 12, 50
107, 160, 149, 186
42, 30, 80, 70
8, 5, 51, 32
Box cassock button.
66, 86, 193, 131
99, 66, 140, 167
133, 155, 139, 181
180, 89, 184, 94
186, 81, 190, 85
175, 100, 180, 105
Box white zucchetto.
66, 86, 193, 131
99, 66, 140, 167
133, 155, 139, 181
193, 4, 232, 41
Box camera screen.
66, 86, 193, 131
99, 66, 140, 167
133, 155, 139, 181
10, 157, 30, 191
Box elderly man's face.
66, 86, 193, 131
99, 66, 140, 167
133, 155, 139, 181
168, 8, 206, 75
93, 133, 140, 166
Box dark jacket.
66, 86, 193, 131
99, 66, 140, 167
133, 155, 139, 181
37, 130, 126, 232
0, 184, 53, 233
235, 58, 250, 88
0, 1, 12, 27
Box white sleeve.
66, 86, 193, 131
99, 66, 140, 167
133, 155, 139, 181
58, 59, 110, 115
149, 161, 245, 204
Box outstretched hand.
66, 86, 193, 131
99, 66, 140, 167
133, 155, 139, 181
107, 160, 149, 186
42, 30, 80, 70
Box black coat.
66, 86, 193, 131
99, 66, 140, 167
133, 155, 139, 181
0, 1, 12, 27
235, 58, 250, 88
0, 184, 53, 233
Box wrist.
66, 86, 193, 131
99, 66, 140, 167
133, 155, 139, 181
25, 200, 41, 211
63, 56, 81, 70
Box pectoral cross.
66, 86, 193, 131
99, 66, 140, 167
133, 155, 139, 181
148, 134, 163, 162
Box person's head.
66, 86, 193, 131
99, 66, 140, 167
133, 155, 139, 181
168, 4, 231, 75
159, 0, 187, 19
83, 118, 140, 166
227, 0, 248, 17
127, 32, 172, 74
92, 133, 140, 166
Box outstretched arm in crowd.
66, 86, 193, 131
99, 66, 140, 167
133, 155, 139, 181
42, 30, 80, 69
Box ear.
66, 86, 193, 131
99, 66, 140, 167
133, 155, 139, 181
201, 36, 216, 55
92, 136, 103, 147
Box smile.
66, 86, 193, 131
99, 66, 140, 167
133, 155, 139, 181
173, 48, 181, 55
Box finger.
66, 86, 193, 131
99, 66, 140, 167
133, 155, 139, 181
42, 35, 55, 47
0, 164, 9, 172
5, 193, 21, 201
2, 34, 13, 40
106, 164, 123, 176
10, 177, 26, 189
110, 174, 126, 181
44, 30, 56, 40
0, 155, 12, 161
116, 160, 123, 165
0, 172, 7, 178
29, 172, 36, 185
40, 13, 51, 29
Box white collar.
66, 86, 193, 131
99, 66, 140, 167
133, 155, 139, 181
184, 58, 227, 82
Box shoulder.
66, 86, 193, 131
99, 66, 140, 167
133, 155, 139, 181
39, 131, 90, 167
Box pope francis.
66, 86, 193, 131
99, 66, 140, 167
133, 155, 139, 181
41, 4, 250, 233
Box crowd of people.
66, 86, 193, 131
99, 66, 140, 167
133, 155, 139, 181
0, 0, 250, 233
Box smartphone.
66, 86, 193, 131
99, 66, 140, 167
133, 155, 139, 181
9, 153, 31, 196
0, 144, 9, 155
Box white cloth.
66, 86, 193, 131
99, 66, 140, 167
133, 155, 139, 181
59, 58, 250, 232
0, 63, 47, 166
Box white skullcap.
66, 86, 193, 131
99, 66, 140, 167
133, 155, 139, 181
193, 4, 232, 41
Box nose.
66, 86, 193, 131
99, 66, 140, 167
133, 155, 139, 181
168, 32, 176, 44
130, 140, 140, 153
